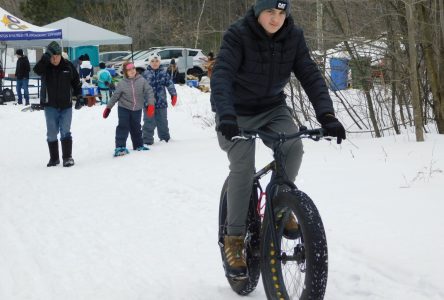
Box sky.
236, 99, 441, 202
1, 84, 443, 300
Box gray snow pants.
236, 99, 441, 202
142, 107, 170, 144
216, 105, 304, 236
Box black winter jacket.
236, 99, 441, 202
15, 56, 30, 80
33, 56, 81, 109
211, 8, 334, 120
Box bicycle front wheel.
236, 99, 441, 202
261, 190, 328, 300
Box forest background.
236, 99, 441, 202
1, 0, 444, 139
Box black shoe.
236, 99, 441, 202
47, 158, 60, 167
144, 141, 153, 146
63, 157, 75, 167
47, 141, 59, 167
75, 100, 82, 110
61, 139, 74, 167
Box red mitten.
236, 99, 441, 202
103, 107, 111, 119
171, 95, 177, 106
147, 105, 155, 118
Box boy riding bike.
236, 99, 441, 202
210, 0, 346, 279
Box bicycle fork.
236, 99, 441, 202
263, 176, 298, 262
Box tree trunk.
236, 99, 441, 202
418, 3, 444, 133
405, 0, 424, 141
194, 0, 207, 48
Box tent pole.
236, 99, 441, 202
3, 45, 7, 79
131, 44, 134, 62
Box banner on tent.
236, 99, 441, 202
0, 7, 62, 41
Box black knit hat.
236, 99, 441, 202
254, 0, 291, 17
16, 49, 24, 56
47, 41, 62, 55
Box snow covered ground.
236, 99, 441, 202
1, 85, 443, 299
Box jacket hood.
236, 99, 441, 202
80, 61, 93, 69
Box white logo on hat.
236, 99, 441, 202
276, 1, 287, 10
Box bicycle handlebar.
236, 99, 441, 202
232, 126, 327, 143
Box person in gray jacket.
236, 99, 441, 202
103, 61, 155, 156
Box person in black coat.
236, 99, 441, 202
14, 49, 31, 105
33, 41, 82, 168
211, 0, 346, 279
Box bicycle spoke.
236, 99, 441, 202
281, 237, 305, 298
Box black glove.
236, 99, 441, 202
218, 115, 240, 141
42, 52, 51, 61
319, 113, 346, 144
105, 81, 110, 87
75, 95, 84, 110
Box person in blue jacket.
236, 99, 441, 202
141, 53, 177, 145
97, 62, 112, 105
211, 0, 346, 279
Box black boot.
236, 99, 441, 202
61, 139, 75, 167
47, 141, 60, 167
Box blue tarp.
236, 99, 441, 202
330, 58, 349, 91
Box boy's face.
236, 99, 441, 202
150, 59, 161, 70
258, 8, 286, 36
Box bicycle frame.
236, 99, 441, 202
242, 127, 325, 260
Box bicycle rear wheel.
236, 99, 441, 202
261, 190, 328, 299
218, 178, 261, 295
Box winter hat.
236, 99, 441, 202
254, 0, 291, 17
15, 49, 24, 56
46, 41, 62, 55
149, 53, 161, 63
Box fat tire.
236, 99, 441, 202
218, 178, 261, 295
261, 190, 328, 300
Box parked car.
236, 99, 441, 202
99, 51, 131, 64
110, 50, 153, 71
125, 47, 207, 79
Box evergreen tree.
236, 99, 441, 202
19, 0, 78, 25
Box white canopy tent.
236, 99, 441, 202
44, 17, 132, 47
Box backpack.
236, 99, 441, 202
1, 88, 15, 103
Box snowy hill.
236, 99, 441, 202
0, 85, 443, 299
